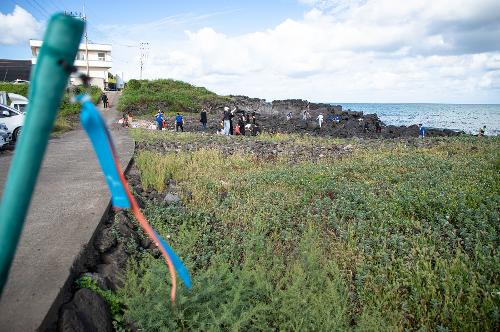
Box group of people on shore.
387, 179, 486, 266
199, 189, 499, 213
151, 106, 261, 136
287, 106, 345, 129
220, 106, 260, 136
155, 110, 185, 132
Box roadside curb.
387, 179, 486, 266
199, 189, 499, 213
40, 139, 135, 331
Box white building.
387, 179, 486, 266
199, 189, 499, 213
30, 40, 112, 90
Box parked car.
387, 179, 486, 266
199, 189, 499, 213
0, 123, 11, 149
11, 79, 30, 84
0, 104, 24, 141
8, 93, 28, 114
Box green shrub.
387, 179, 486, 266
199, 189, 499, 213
121, 136, 500, 331
0, 82, 29, 98
118, 79, 228, 115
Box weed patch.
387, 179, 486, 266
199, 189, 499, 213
121, 136, 500, 331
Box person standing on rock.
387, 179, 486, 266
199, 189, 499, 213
239, 115, 246, 136
317, 114, 324, 128
230, 107, 236, 135
155, 110, 164, 130
302, 105, 311, 121
175, 113, 184, 132
418, 124, 426, 139
223, 107, 231, 135
327, 113, 335, 126
251, 111, 256, 124
287, 112, 292, 121
375, 121, 382, 133
200, 108, 208, 130
479, 125, 486, 137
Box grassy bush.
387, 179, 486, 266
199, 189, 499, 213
0, 82, 29, 98
0, 82, 102, 134
121, 136, 500, 331
117, 79, 228, 116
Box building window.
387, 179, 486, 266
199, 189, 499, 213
98, 52, 105, 61
76, 52, 85, 60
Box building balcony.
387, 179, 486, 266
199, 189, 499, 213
30, 58, 112, 69
73, 59, 112, 69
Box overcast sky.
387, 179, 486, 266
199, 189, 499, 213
1, 0, 500, 103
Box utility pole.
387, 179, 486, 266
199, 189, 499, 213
83, 3, 89, 77
64, 10, 88, 76
139, 42, 149, 80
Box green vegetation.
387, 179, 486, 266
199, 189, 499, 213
54, 85, 103, 134
0, 82, 102, 134
0, 82, 29, 98
76, 276, 126, 330
118, 79, 228, 115
131, 128, 347, 147
121, 134, 499, 331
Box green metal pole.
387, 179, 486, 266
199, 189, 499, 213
0, 14, 84, 295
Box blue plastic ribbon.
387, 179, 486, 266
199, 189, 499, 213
153, 229, 192, 289
75, 94, 130, 209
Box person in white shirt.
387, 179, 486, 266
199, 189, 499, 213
317, 114, 324, 128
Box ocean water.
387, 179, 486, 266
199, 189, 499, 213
339, 103, 500, 136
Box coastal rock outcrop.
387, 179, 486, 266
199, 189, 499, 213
207, 95, 342, 117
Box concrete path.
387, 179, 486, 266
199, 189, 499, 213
0, 92, 134, 331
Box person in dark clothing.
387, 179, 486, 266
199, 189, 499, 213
251, 111, 256, 124
229, 114, 234, 135
175, 113, 184, 132
375, 121, 382, 133
200, 108, 208, 129
327, 113, 335, 126
122, 113, 129, 127
246, 113, 251, 123
251, 123, 261, 136
229, 107, 236, 135
238, 116, 246, 136
418, 124, 426, 139
101, 93, 108, 108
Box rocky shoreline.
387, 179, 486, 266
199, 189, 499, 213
134, 95, 463, 138
212, 95, 462, 137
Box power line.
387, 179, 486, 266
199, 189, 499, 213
45, 0, 64, 14
27, 0, 51, 19
12, 0, 47, 21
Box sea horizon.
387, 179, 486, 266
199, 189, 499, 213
333, 102, 500, 106
332, 102, 500, 136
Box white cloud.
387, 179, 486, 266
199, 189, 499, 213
0, 5, 42, 45
101, 0, 500, 103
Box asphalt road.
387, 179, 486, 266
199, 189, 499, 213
0, 92, 134, 331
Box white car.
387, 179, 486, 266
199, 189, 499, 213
0, 104, 24, 141
8, 93, 28, 114
12, 79, 29, 84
